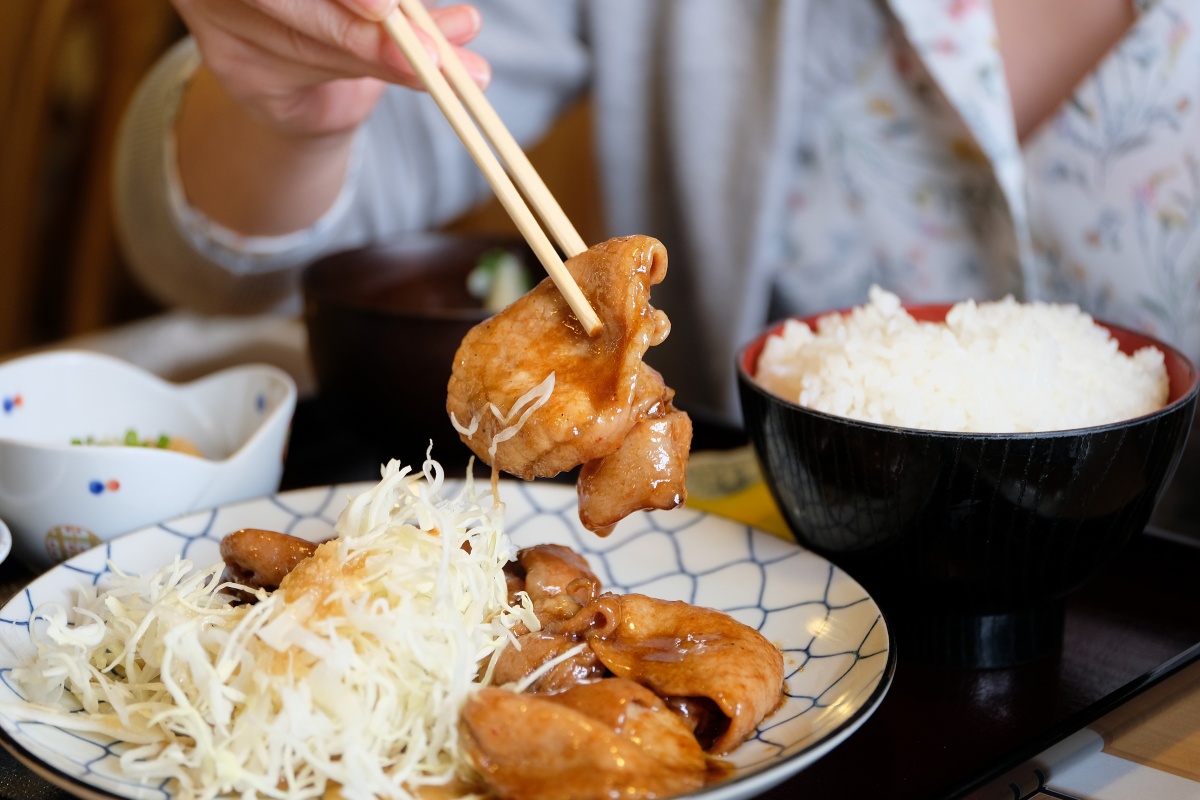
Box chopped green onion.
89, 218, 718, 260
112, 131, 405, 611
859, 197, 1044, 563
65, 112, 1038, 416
466, 249, 531, 312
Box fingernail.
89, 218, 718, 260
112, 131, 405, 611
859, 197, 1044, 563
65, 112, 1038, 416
458, 49, 491, 89
434, 4, 482, 42
417, 30, 441, 65
349, 0, 396, 22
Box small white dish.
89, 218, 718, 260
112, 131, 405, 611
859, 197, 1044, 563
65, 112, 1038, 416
0, 350, 296, 571
0, 480, 893, 799
0, 519, 11, 566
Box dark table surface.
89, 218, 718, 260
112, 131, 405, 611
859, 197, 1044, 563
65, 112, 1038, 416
2, 396, 1199, 800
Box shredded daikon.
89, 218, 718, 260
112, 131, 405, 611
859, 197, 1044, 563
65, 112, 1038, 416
450, 372, 555, 462
10, 456, 540, 800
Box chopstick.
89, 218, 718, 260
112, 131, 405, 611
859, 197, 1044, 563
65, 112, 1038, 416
381, 6, 602, 336
396, 0, 589, 260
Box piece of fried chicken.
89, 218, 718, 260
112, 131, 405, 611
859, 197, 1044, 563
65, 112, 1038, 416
446, 235, 691, 534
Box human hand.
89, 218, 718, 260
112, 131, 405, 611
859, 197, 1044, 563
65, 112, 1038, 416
171, 0, 490, 139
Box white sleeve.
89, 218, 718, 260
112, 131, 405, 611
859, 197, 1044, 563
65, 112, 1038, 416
112, 0, 588, 316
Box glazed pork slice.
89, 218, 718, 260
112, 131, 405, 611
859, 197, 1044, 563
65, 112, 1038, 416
507, 543, 602, 622
446, 235, 692, 533
219, 528, 318, 592
460, 680, 707, 800
586, 593, 785, 754
577, 382, 692, 533
494, 544, 608, 692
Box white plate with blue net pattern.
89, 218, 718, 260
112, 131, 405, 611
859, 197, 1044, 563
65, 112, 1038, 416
0, 480, 893, 800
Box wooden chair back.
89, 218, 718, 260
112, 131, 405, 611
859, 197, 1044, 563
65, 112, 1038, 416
0, 0, 180, 356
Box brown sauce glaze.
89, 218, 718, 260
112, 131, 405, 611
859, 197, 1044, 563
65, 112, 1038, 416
663, 696, 728, 752
219, 528, 319, 593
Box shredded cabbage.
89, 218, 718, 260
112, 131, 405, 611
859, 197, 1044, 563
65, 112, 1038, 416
450, 372, 555, 463
10, 456, 539, 800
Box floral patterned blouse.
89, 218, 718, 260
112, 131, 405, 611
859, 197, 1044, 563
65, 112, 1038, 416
778, 0, 1200, 361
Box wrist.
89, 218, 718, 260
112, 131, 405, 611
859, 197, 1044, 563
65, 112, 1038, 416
175, 66, 358, 237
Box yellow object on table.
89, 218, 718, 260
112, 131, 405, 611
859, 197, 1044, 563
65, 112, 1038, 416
1091, 655, 1200, 781
685, 445, 793, 540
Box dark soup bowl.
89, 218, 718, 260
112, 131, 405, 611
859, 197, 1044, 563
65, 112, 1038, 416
303, 234, 534, 470
737, 304, 1199, 668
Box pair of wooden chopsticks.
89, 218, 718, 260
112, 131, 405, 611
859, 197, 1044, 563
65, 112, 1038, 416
382, 0, 602, 336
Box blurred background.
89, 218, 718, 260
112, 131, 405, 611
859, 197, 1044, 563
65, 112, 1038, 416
0, 0, 605, 364
4, 0, 1196, 539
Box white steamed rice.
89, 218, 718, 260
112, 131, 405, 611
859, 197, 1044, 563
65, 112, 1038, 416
754, 287, 1170, 433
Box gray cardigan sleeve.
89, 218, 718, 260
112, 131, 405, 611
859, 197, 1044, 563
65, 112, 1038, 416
112, 0, 589, 316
